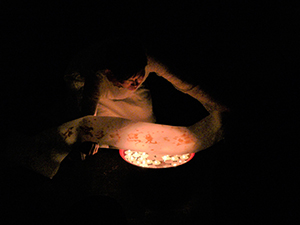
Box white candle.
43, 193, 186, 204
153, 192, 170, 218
122, 149, 194, 168
181, 154, 190, 160
171, 156, 179, 161
153, 160, 161, 165
138, 157, 145, 162
132, 152, 140, 158
146, 159, 153, 164
140, 152, 149, 158
162, 155, 171, 161
125, 150, 132, 155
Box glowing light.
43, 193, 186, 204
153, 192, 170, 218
146, 159, 153, 164
153, 160, 161, 165
162, 155, 170, 161
125, 150, 132, 155
113, 120, 198, 155
171, 156, 179, 161
140, 152, 149, 158
119, 149, 195, 168
133, 152, 140, 157
181, 154, 190, 160
78, 115, 209, 160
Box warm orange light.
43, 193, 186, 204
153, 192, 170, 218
79, 116, 200, 156
119, 149, 195, 168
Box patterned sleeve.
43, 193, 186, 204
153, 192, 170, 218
146, 55, 229, 113
146, 55, 230, 151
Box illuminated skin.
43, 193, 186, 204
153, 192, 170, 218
105, 68, 146, 91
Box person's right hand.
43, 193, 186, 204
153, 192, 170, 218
76, 141, 100, 160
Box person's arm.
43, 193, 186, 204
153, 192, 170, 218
64, 66, 105, 157
5, 117, 85, 178
80, 71, 103, 116
146, 55, 230, 152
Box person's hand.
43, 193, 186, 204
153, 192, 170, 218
58, 116, 112, 160
77, 141, 100, 160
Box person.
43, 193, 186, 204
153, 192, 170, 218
5, 36, 229, 178
64, 36, 229, 158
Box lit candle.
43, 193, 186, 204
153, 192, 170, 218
171, 156, 179, 161
141, 162, 149, 167
146, 159, 153, 164
132, 152, 140, 158
153, 160, 161, 165
138, 157, 145, 162
181, 154, 190, 160
125, 150, 132, 155
140, 152, 149, 158
162, 155, 171, 161
121, 149, 194, 168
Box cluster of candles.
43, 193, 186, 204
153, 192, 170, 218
120, 149, 194, 168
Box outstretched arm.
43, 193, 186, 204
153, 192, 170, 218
5, 117, 86, 179
146, 55, 230, 151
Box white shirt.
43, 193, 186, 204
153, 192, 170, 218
64, 59, 155, 122
95, 66, 155, 122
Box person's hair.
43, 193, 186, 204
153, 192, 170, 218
80, 35, 147, 116
102, 36, 147, 82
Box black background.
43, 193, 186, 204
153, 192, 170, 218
0, 1, 298, 224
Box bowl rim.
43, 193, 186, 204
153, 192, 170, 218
119, 149, 195, 168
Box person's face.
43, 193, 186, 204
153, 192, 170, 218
107, 69, 145, 91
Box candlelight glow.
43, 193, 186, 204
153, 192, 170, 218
78, 116, 202, 156
114, 121, 198, 156
119, 149, 195, 168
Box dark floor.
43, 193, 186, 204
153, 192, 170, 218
1, 124, 296, 224
1, 2, 297, 224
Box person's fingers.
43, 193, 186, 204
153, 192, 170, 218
78, 142, 99, 161
92, 143, 100, 155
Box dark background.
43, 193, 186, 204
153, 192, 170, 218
0, 1, 298, 224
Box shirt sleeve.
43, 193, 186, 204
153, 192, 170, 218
146, 55, 230, 152
146, 55, 229, 113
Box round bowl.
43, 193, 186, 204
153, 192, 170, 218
119, 149, 195, 168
